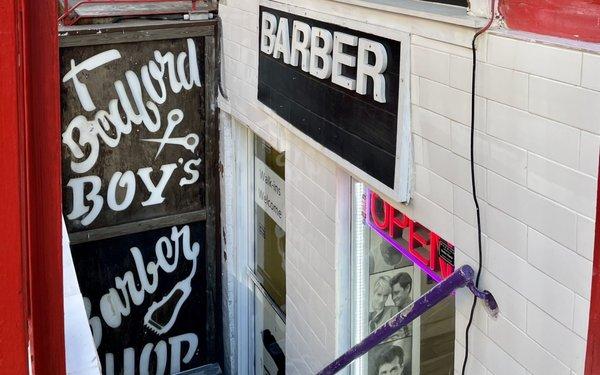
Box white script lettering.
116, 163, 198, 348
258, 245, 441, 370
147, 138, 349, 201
103, 332, 198, 375
67, 160, 201, 226
62, 39, 203, 174
92, 225, 199, 334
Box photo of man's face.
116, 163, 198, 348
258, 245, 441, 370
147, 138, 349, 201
392, 282, 410, 307
380, 243, 404, 266
372, 342, 407, 375
378, 355, 402, 375
388, 271, 412, 310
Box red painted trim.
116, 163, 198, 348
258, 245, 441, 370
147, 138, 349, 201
500, 0, 600, 43
586, 158, 600, 374
21, 1, 66, 374
0, 0, 31, 372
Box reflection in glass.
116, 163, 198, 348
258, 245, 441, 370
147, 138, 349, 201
252, 135, 286, 374
254, 286, 286, 375
254, 136, 286, 312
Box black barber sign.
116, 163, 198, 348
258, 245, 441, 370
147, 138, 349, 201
258, 6, 404, 191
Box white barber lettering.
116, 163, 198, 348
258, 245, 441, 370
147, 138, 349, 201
62, 38, 202, 174
260, 11, 389, 103
82, 225, 201, 375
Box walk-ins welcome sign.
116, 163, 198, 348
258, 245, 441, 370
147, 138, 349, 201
60, 21, 221, 374
258, 6, 411, 201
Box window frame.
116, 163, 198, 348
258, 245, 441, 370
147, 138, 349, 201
323, 0, 491, 26
233, 122, 287, 375
233, 121, 255, 375
349, 182, 456, 375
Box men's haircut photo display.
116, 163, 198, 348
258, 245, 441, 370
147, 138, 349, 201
368, 235, 414, 375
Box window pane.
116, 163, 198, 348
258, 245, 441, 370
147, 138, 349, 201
365, 225, 416, 375
352, 182, 455, 375
251, 134, 287, 375
254, 285, 286, 375
253, 136, 286, 312
418, 279, 454, 374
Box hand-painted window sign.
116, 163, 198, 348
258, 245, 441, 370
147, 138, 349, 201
258, 6, 402, 190
61, 37, 206, 232
71, 223, 207, 374
254, 156, 285, 230
60, 21, 221, 374
367, 191, 454, 282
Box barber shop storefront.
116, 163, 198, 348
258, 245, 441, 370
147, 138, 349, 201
221, 3, 463, 374
2, 0, 598, 374
218, 0, 598, 375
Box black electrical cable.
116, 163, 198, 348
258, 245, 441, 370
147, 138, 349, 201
461, 2, 496, 374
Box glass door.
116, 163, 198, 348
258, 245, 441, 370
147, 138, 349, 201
351, 181, 455, 375
250, 135, 286, 375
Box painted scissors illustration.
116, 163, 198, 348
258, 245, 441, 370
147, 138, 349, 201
142, 109, 200, 159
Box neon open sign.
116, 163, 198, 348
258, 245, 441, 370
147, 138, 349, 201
367, 190, 454, 282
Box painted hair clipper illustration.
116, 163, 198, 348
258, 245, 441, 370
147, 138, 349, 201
144, 257, 197, 335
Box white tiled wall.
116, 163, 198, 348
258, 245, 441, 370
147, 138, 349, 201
218, 1, 599, 374
415, 32, 598, 375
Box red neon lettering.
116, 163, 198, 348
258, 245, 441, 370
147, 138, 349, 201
436, 239, 455, 278
408, 220, 430, 267
440, 261, 453, 278
388, 209, 409, 238
369, 191, 454, 280
370, 191, 388, 230
429, 232, 440, 272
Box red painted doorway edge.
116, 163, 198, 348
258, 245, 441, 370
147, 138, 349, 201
21, 0, 67, 373
586, 157, 600, 374
0, 0, 31, 371
0, 0, 66, 373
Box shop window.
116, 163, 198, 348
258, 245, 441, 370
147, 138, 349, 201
351, 182, 455, 375
251, 135, 286, 374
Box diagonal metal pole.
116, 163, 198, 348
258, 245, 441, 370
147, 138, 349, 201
317, 265, 498, 375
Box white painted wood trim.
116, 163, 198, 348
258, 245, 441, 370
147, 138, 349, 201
232, 120, 255, 375
262, 0, 483, 48
328, 0, 488, 27
335, 170, 353, 375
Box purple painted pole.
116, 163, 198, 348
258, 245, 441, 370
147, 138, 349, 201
317, 265, 498, 375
